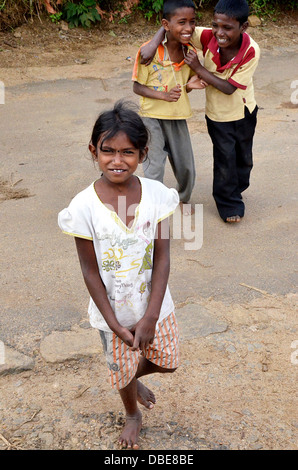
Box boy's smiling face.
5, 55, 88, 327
162, 7, 196, 45
212, 13, 248, 50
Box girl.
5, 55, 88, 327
58, 101, 180, 449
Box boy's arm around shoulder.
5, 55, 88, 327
140, 27, 166, 65
74, 237, 134, 347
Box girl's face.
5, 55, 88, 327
90, 131, 146, 185
212, 13, 248, 50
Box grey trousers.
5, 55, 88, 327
142, 117, 196, 203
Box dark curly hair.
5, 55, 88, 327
90, 100, 149, 160
214, 0, 250, 25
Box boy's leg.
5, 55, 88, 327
142, 117, 168, 183
235, 106, 258, 193
206, 116, 244, 221
161, 119, 196, 204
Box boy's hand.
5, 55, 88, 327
164, 85, 182, 102
183, 49, 202, 74
186, 75, 208, 91
130, 317, 156, 352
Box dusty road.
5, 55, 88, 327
0, 20, 297, 450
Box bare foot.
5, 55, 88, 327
180, 202, 194, 216
137, 380, 156, 409
226, 215, 241, 223
119, 409, 142, 449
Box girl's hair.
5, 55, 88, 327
90, 100, 149, 159
214, 0, 249, 25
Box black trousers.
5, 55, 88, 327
206, 106, 258, 221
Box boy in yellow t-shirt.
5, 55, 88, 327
140, 0, 260, 223
132, 0, 206, 212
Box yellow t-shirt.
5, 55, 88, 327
132, 39, 196, 120
191, 27, 260, 122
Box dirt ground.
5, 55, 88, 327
0, 10, 297, 84
0, 12, 297, 451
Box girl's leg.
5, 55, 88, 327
135, 356, 177, 409
118, 376, 142, 449
99, 331, 143, 449
118, 360, 177, 448
117, 313, 179, 448
137, 355, 177, 378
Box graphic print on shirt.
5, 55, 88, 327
101, 247, 130, 272
151, 63, 172, 92
139, 280, 152, 301
138, 240, 153, 274
98, 228, 154, 312
138, 240, 153, 302
97, 230, 138, 250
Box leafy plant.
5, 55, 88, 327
62, 0, 101, 28
250, 0, 276, 16
49, 11, 63, 23
0, 0, 297, 32
137, 0, 163, 21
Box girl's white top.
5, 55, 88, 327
58, 177, 179, 332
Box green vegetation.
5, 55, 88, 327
137, 0, 163, 21
0, 0, 297, 31
250, 0, 297, 16
63, 0, 101, 28
136, 0, 297, 20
